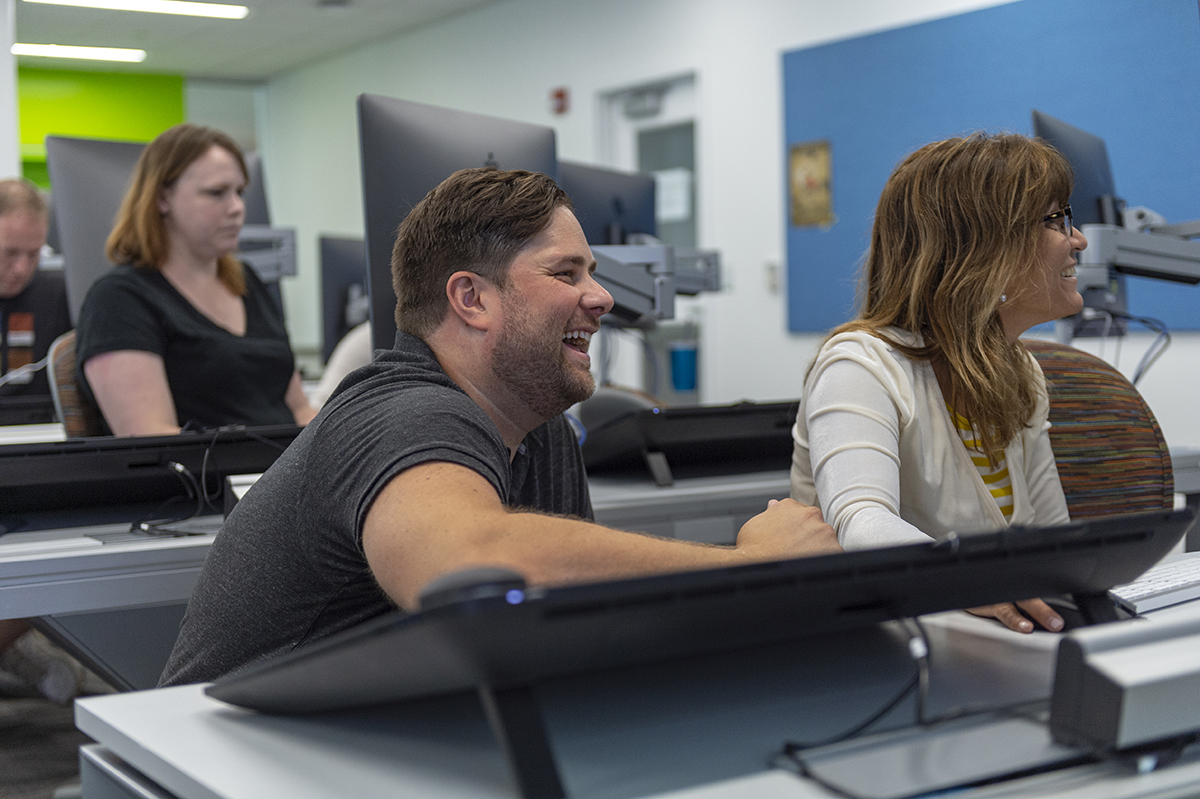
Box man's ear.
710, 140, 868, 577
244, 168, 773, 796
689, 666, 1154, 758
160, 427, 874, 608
446, 270, 498, 332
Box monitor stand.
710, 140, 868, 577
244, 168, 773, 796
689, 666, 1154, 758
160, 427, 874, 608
478, 684, 566, 799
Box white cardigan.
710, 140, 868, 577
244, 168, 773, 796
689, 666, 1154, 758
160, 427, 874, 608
790, 329, 1070, 550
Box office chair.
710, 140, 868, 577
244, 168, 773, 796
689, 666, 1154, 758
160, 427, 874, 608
1023, 339, 1173, 519
47, 330, 103, 438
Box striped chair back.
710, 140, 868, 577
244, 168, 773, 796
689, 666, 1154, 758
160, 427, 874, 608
47, 330, 104, 438
1023, 339, 1173, 518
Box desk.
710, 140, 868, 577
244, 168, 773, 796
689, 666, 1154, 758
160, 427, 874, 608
0, 472, 789, 623
73, 605, 1200, 799
0, 422, 66, 444
0, 474, 782, 689
589, 470, 790, 543
0, 519, 219, 689
0, 521, 216, 620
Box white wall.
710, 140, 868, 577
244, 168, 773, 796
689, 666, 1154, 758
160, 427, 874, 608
259, 0, 1200, 449
1, 0, 19, 178
185, 79, 259, 153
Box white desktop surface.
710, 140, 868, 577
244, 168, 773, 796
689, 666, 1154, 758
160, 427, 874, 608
0, 422, 66, 444
0, 521, 216, 620
0, 473, 787, 624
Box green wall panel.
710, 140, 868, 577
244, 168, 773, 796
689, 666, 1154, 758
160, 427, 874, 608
18, 67, 184, 187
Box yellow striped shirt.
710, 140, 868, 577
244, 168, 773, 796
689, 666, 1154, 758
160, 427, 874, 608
947, 405, 1013, 521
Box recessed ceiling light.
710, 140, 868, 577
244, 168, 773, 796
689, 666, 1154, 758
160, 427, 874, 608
22, 0, 249, 19
12, 42, 148, 61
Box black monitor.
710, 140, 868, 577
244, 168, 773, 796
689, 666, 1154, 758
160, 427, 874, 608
205, 504, 1193, 795
44, 136, 146, 325
582, 401, 797, 485
1031, 111, 1127, 336
1032, 111, 1122, 226
557, 161, 657, 246
241, 151, 271, 226
208, 508, 1192, 715
319, 236, 369, 363
357, 94, 558, 352
0, 425, 301, 530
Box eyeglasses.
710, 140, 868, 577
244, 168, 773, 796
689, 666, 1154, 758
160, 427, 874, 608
1043, 205, 1073, 237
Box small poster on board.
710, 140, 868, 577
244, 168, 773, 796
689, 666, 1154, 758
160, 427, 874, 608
790, 140, 834, 228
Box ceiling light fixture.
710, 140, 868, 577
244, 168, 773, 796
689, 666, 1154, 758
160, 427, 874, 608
11, 42, 149, 61
22, 0, 249, 19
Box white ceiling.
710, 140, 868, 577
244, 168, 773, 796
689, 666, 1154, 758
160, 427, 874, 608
13, 0, 501, 81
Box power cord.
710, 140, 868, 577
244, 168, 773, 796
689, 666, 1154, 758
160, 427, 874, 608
773, 618, 926, 756
130, 461, 207, 535
1079, 308, 1170, 385
198, 425, 287, 515
773, 617, 1050, 773
0, 355, 49, 388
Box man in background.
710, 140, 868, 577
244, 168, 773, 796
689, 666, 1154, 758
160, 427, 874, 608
0, 178, 71, 423
0, 178, 87, 702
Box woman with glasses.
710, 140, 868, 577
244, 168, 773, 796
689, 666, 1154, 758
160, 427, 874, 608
791, 132, 1087, 633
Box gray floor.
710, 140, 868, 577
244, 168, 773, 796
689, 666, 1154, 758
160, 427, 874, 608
0, 697, 90, 799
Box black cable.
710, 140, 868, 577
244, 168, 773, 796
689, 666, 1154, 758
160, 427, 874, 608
1098, 310, 1171, 385
130, 461, 205, 534
200, 428, 223, 514
198, 426, 286, 513
774, 617, 1049, 770
776, 620, 925, 754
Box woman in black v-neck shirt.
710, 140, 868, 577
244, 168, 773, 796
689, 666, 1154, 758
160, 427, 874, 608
75, 124, 316, 436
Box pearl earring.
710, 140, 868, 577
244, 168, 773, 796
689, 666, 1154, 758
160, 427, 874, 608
1000, 294, 1007, 303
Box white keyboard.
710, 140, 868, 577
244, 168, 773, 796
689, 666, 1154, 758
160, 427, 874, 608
1109, 552, 1200, 614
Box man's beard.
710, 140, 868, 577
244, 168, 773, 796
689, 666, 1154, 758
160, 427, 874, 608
492, 301, 595, 420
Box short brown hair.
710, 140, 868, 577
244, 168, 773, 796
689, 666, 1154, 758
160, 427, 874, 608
391, 167, 572, 338
835, 132, 1073, 460
106, 124, 249, 295
0, 178, 49, 219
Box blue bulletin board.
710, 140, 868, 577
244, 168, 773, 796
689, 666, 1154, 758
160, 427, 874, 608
783, 0, 1200, 332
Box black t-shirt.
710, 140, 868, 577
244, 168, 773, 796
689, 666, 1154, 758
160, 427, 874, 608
159, 332, 593, 686
74, 264, 295, 433
0, 270, 72, 423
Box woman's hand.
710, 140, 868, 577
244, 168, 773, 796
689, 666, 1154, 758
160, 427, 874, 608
967, 598, 1064, 633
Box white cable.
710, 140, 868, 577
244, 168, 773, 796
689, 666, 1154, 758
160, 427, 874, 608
0, 356, 49, 387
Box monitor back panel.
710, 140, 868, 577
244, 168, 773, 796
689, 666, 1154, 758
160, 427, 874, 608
357, 95, 557, 352
208, 508, 1195, 715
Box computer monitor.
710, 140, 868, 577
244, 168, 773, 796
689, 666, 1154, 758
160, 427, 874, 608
208, 508, 1194, 718
1031, 111, 1123, 227
241, 151, 271, 226
44, 136, 146, 325
0, 425, 301, 528
1031, 111, 1128, 336
319, 236, 369, 363
557, 161, 657, 246
357, 94, 558, 351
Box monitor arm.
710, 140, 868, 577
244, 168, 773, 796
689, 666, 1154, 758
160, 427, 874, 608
591, 244, 722, 329
1075, 223, 1200, 292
